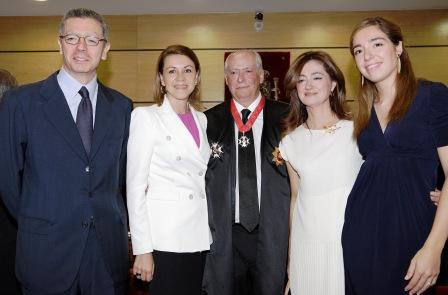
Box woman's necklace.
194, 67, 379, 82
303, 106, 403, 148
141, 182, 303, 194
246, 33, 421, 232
306, 117, 341, 134
323, 122, 341, 134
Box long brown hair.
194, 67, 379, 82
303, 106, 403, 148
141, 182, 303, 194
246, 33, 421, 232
153, 44, 203, 110
282, 51, 350, 136
350, 17, 417, 138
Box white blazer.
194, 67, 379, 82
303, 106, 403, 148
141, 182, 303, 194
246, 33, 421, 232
127, 99, 211, 254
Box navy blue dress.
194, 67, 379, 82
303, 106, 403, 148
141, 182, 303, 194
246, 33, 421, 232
342, 81, 448, 295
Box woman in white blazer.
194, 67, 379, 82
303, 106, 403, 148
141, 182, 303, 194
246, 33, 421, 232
127, 45, 211, 295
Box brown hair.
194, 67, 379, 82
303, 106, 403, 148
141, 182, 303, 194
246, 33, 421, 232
0, 69, 18, 102
282, 51, 350, 136
350, 17, 417, 138
154, 44, 203, 110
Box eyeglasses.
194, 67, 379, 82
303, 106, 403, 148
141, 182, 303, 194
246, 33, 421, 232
59, 34, 107, 46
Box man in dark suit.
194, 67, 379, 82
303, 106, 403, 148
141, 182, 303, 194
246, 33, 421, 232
0, 8, 132, 295
203, 50, 290, 295
0, 69, 21, 294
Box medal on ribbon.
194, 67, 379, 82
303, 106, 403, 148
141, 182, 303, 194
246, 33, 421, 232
238, 135, 250, 148
230, 97, 265, 148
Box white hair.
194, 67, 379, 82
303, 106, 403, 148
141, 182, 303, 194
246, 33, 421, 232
224, 50, 263, 73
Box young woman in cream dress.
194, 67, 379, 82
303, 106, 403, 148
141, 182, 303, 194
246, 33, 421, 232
280, 51, 362, 295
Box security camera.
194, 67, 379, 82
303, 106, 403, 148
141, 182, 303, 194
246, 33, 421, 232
255, 11, 263, 21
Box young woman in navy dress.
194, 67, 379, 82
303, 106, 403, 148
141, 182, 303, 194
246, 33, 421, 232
342, 17, 448, 295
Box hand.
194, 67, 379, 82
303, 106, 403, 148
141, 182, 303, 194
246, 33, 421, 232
284, 280, 291, 295
133, 253, 155, 282
430, 189, 441, 206
404, 247, 440, 294
284, 257, 291, 295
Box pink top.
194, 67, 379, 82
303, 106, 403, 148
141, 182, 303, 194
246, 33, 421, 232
178, 112, 200, 148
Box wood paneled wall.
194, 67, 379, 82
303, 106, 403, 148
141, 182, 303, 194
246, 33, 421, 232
0, 10, 447, 108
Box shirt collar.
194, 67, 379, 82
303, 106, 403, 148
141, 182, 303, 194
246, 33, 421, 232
57, 67, 98, 101
233, 93, 262, 114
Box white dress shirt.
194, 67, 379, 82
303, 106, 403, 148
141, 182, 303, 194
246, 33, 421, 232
233, 94, 263, 223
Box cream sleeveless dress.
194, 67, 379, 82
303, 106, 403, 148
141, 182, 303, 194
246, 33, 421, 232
279, 120, 362, 295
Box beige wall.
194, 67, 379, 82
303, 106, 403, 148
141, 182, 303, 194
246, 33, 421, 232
0, 10, 447, 108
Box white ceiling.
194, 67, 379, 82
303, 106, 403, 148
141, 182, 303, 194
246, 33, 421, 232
0, 0, 447, 16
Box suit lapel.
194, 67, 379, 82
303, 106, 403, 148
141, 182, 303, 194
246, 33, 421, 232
224, 101, 236, 164
191, 109, 211, 163
89, 84, 112, 161
260, 100, 287, 177
159, 99, 206, 164
261, 101, 277, 168
41, 73, 88, 162
218, 101, 235, 149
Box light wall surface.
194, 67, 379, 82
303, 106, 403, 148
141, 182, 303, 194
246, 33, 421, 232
0, 10, 447, 109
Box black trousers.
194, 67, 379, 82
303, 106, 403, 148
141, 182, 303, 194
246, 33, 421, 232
232, 224, 259, 295
148, 250, 206, 295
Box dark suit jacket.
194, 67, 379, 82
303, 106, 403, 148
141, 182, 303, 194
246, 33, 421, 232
0, 72, 132, 293
203, 99, 290, 295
